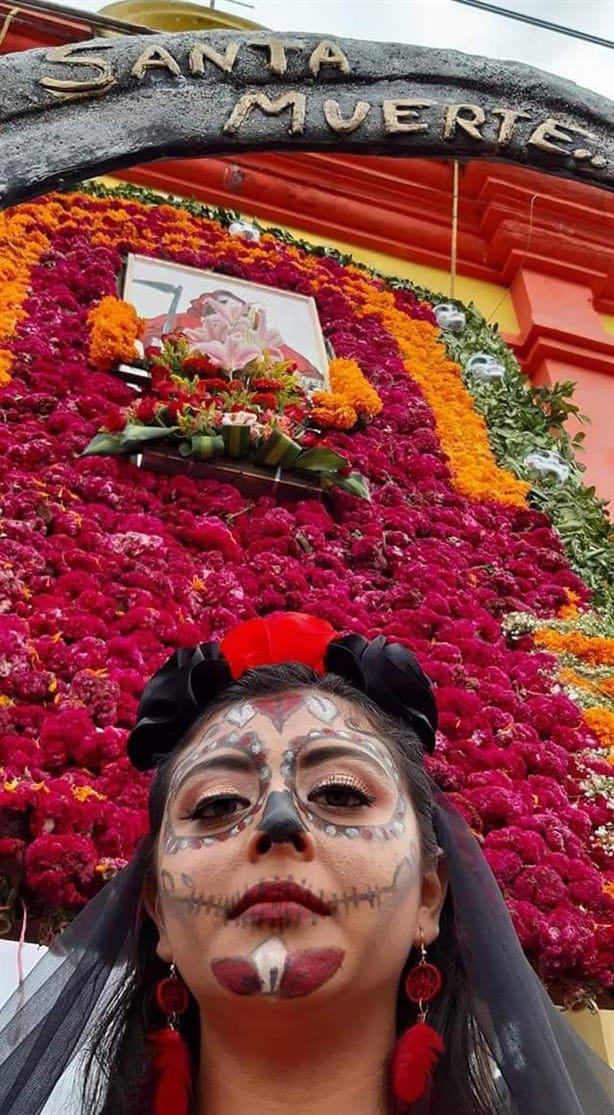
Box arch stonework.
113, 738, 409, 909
0, 30, 612, 208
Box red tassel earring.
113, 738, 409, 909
148, 962, 193, 1115
392, 931, 445, 1107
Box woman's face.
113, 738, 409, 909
148, 691, 445, 1010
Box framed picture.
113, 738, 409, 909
122, 253, 330, 394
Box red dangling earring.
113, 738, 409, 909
147, 962, 193, 1115
392, 931, 445, 1107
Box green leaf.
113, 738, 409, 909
294, 447, 349, 472
119, 424, 176, 447
81, 433, 124, 457
327, 470, 371, 501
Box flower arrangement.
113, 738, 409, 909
0, 183, 611, 999
84, 319, 370, 499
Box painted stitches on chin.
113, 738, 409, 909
211, 936, 345, 998
159, 852, 418, 924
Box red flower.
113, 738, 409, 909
134, 396, 159, 422
183, 353, 218, 377
24, 833, 99, 908
251, 392, 278, 409
252, 378, 282, 391
204, 378, 230, 393
102, 406, 127, 433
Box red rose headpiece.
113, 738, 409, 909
127, 612, 437, 770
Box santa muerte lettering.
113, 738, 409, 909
33, 38, 607, 172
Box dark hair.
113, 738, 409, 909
83, 664, 503, 1115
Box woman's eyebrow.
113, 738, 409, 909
298, 743, 389, 776
173, 751, 254, 790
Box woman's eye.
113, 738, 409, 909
184, 794, 250, 822
308, 781, 376, 810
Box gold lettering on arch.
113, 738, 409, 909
309, 40, 351, 76
324, 99, 371, 133
189, 42, 240, 75
491, 108, 530, 145
383, 99, 433, 134
248, 39, 301, 76
528, 116, 597, 154
39, 43, 116, 101
131, 45, 181, 80
224, 91, 307, 135
443, 104, 485, 141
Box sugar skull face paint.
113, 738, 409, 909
211, 936, 345, 998
149, 690, 444, 1016
163, 696, 406, 856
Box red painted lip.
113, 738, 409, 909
235, 901, 317, 925
228, 882, 332, 920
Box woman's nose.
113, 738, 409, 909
248, 790, 315, 860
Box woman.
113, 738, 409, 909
0, 613, 612, 1115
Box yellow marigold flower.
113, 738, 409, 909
72, 785, 107, 803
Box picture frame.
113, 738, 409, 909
122, 253, 330, 395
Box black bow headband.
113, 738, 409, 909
127, 614, 438, 771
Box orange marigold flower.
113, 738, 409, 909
344, 278, 528, 507
311, 391, 358, 430
582, 708, 614, 750
328, 357, 383, 421
88, 296, 143, 372
0, 205, 54, 385
534, 629, 614, 667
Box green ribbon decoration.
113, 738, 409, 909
256, 429, 303, 468
180, 434, 225, 459
222, 424, 252, 459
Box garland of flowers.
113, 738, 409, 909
0, 206, 55, 386
0, 184, 612, 999
503, 606, 614, 864
428, 296, 614, 619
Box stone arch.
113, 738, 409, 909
0, 30, 612, 208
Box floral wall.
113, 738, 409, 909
0, 184, 612, 1000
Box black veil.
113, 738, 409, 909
434, 794, 613, 1115
1, 798, 612, 1115
0, 856, 141, 1115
